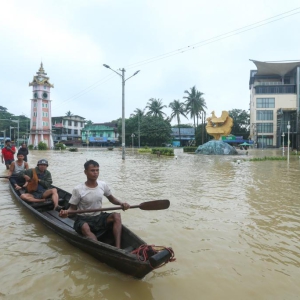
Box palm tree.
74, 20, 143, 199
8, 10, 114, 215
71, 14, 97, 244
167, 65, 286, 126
183, 86, 207, 143
146, 98, 166, 118
169, 100, 188, 146
65, 111, 73, 117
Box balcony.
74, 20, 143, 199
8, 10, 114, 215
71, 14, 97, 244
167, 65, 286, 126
254, 82, 282, 86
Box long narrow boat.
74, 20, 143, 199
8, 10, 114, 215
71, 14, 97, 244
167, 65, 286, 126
9, 181, 174, 279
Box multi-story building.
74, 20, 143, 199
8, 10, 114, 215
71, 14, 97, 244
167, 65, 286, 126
28, 63, 54, 148
52, 115, 85, 145
82, 122, 119, 146
249, 60, 300, 148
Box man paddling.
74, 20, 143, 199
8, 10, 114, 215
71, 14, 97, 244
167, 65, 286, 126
19, 159, 60, 211
59, 160, 130, 248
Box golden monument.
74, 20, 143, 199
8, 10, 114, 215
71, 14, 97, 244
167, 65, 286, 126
206, 111, 233, 140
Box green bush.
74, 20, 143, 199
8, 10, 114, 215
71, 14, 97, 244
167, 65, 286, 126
38, 141, 48, 150
28, 144, 34, 150
183, 146, 198, 153
69, 147, 78, 152
54, 142, 67, 150
249, 156, 287, 161
138, 148, 152, 153
151, 147, 174, 156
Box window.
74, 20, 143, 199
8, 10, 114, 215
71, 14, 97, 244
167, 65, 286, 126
34, 102, 37, 107
33, 112, 37, 117
33, 122, 36, 126
108, 133, 111, 137
255, 86, 295, 94
68, 129, 72, 134
43, 121, 49, 126
74, 121, 78, 126
44, 85, 47, 90
43, 112, 48, 117
256, 110, 273, 120
68, 120, 72, 126
74, 129, 78, 134
256, 98, 275, 108
42, 103, 48, 108
256, 123, 273, 133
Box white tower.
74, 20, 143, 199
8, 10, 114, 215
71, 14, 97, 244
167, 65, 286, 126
28, 63, 54, 148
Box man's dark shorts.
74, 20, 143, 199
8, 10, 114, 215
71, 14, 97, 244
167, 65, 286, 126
74, 212, 111, 235
32, 189, 47, 199
4, 159, 14, 165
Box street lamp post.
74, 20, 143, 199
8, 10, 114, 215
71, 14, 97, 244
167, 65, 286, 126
282, 132, 285, 156
103, 64, 140, 160
138, 114, 140, 148
10, 126, 15, 141
287, 121, 291, 162
131, 133, 135, 149
11, 119, 19, 147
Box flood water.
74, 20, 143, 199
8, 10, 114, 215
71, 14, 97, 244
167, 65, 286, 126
0, 148, 299, 300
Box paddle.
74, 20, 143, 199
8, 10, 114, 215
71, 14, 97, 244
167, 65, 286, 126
65, 199, 170, 215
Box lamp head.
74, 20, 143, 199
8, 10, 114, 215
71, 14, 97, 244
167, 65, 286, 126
133, 70, 140, 76
103, 64, 110, 69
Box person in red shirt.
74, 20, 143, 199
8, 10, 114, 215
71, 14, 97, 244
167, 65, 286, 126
1, 139, 16, 170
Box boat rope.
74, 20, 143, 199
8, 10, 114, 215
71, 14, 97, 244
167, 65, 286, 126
131, 244, 176, 269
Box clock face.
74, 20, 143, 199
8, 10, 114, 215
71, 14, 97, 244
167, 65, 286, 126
43, 92, 48, 99
34, 92, 38, 98
38, 76, 43, 82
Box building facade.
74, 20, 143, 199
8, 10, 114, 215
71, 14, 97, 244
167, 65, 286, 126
52, 115, 85, 145
82, 123, 119, 146
171, 127, 195, 146
28, 63, 54, 148
249, 60, 300, 148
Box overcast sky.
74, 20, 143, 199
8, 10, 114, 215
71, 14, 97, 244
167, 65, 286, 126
1, 0, 300, 125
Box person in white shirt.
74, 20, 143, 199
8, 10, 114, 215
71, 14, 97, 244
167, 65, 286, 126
59, 160, 130, 248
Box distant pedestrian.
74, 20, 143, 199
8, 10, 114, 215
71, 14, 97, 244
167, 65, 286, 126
157, 150, 161, 157
18, 143, 29, 162
1, 139, 16, 170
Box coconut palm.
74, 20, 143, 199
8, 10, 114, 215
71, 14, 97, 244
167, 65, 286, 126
146, 98, 166, 118
169, 100, 188, 146
183, 86, 206, 128
65, 111, 73, 117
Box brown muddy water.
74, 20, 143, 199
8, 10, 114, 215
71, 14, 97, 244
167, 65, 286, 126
0, 148, 299, 300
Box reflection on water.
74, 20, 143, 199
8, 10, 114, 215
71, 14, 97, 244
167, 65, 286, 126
0, 148, 300, 299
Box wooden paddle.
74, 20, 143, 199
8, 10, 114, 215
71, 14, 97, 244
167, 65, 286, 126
65, 199, 170, 215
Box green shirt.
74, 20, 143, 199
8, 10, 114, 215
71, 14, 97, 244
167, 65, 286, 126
19, 167, 53, 189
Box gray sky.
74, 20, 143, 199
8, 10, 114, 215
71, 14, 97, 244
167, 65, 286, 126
1, 0, 300, 125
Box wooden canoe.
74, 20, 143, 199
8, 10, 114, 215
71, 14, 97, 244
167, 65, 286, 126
9, 182, 173, 279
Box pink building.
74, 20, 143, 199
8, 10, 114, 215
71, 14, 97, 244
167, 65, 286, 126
28, 63, 54, 148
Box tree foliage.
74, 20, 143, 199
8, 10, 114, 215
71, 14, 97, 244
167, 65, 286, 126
145, 98, 167, 118
228, 109, 250, 138
183, 86, 206, 128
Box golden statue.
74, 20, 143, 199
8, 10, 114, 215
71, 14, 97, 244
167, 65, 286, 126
206, 111, 233, 140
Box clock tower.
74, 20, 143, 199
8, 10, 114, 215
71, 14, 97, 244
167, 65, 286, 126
28, 63, 54, 148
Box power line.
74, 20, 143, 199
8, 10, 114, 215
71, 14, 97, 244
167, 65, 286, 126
51, 73, 116, 111
125, 7, 300, 69
52, 7, 300, 109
